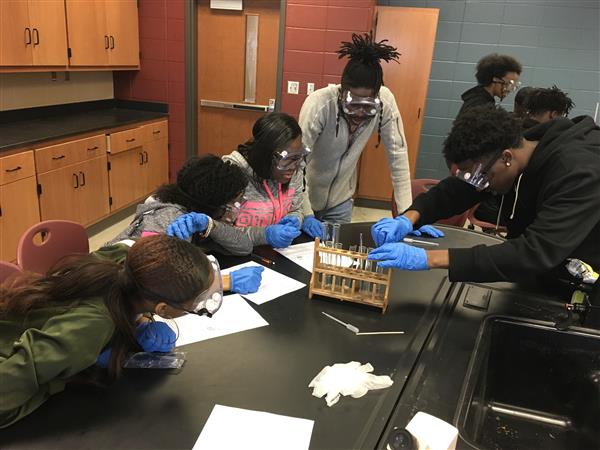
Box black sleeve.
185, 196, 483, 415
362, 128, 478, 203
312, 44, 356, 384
408, 177, 489, 228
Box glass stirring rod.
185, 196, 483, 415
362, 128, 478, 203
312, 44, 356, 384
322, 312, 359, 334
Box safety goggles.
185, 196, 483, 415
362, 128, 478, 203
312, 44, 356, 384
274, 145, 311, 171
341, 90, 381, 117
172, 255, 223, 318
493, 78, 521, 94
454, 152, 502, 191
219, 195, 247, 224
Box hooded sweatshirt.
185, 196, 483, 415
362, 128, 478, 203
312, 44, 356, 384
456, 85, 495, 119
299, 84, 412, 213
222, 150, 306, 245
106, 196, 254, 255
410, 116, 600, 283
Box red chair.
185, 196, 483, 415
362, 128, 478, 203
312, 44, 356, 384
17, 220, 89, 274
391, 179, 469, 228
0, 261, 22, 284
467, 204, 507, 235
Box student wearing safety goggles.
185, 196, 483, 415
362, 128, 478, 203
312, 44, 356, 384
369, 105, 600, 289
298, 33, 413, 225
0, 235, 222, 428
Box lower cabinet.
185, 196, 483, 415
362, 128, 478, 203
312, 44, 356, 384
144, 137, 168, 193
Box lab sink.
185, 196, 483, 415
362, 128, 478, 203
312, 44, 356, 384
456, 317, 600, 450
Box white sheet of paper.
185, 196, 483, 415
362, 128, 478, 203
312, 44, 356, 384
222, 261, 305, 305
193, 405, 314, 450
156, 294, 268, 347
275, 242, 316, 272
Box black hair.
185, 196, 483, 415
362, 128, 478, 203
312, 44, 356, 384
336, 33, 400, 146
525, 85, 575, 117
237, 112, 302, 183
513, 86, 537, 118
155, 155, 247, 219
443, 105, 522, 164
475, 53, 522, 86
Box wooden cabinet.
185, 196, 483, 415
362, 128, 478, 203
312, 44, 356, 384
0, 151, 40, 262
144, 138, 169, 193
104, 0, 139, 66
0, 0, 67, 67
108, 146, 146, 210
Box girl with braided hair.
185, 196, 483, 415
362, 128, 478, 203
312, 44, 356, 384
299, 33, 412, 224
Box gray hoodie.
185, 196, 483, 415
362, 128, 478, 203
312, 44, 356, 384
106, 196, 254, 255
299, 84, 412, 212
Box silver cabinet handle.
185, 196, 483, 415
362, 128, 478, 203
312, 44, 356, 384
199, 99, 270, 112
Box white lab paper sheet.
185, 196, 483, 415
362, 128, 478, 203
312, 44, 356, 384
222, 261, 306, 305
193, 404, 314, 450
275, 242, 316, 272
156, 294, 268, 347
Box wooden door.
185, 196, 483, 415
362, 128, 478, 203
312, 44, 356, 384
38, 165, 81, 222
108, 148, 145, 211
76, 156, 110, 225
65, 0, 109, 66
197, 0, 280, 156
0, 0, 33, 66
143, 138, 169, 194
0, 176, 40, 262
105, 0, 139, 66
357, 7, 438, 201
29, 0, 68, 66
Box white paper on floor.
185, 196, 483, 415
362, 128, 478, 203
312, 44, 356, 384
222, 261, 305, 305
193, 404, 314, 450
156, 294, 268, 347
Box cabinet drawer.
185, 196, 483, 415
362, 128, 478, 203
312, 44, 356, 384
109, 127, 142, 154
0, 151, 36, 185
35, 134, 107, 173
142, 120, 168, 143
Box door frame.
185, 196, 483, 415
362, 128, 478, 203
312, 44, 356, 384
184, 0, 286, 160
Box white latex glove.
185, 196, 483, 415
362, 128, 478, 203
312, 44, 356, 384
308, 361, 393, 407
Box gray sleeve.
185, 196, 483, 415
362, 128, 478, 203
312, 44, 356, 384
209, 221, 266, 254
299, 95, 326, 215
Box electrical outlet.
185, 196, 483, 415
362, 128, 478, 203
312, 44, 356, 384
287, 81, 299, 95
307, 82, 315, 95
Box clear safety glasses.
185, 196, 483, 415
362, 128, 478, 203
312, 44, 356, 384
274, 145, 311, 171
176, 255, 224, 318
341, 90, 381, 117
454, 152, 502, 191
493, 78, 521, 94
219, 195, 247, 224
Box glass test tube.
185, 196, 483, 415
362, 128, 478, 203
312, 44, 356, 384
347, 244, 358, 291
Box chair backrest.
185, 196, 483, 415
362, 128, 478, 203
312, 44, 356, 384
0, 260, 22, 284
411, 178, 441, 200
467, 204, 508, 234
17, 220, 89, 274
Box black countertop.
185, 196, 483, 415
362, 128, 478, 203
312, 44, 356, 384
0, 100, 168, 153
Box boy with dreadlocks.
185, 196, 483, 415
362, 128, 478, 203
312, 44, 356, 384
298, 33, 413, 224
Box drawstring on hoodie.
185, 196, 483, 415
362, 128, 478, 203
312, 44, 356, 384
510, 173, 523, 220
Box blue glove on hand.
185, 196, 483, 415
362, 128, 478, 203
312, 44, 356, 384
278, 215, 301, 229
302, 215, 324, 239
167, 212, 209, 240
409, 225, 445, 238
230, 266, 265, 294
135, 321, 177, 353
265, 224, 301, 248
96, 347, 112, 368
371, 215, 413, 247
368, 243, 428, 271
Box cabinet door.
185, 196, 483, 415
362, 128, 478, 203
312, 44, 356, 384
65, 0, 109, 66
0, 176, 40, 262
76, 156, 110, 226
29, 0, 68, 66
0, 0, 33, 66
143, 138, 168, 194
108, 148, 146, 211
105, 0, 139, 66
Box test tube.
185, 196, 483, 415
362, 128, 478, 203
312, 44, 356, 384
335, 242, 343, 291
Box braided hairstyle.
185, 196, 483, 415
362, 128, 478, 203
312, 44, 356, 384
524, 85, 575, 118
336, 33, 400, 146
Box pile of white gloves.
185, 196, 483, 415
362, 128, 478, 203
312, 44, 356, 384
308, 361, 393, 407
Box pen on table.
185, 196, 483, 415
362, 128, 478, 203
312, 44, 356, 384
403, 237, 440, 247
251, 253, 275, 266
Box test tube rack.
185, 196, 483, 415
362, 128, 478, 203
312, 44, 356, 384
308, 238, 392, 313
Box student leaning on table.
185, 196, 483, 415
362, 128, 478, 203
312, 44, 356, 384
0, 235, 223, 428
369, 105, 600, 287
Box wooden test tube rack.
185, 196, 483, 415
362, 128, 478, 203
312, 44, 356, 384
308, 238, 392, 313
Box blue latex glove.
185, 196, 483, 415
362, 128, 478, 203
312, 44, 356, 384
368, 243, 428, 271
135, 321, 177, 353
96, 347, 112, 368
302, 215, 324, 239
409, 224, 445, 238
166, 212, 209, 240
230, 266, 265, 294
371, 215, 413, 247
265, 224, 301, 248
278, 215, 301, 229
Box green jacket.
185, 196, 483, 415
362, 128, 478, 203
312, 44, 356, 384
0, 244, 129, 428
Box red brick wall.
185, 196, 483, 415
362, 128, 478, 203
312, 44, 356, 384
281, 0, 375, 118
113, 0, 186, 181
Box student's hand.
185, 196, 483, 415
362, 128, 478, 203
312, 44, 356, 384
371, 215, 413, 246
409, 225, 445, 238
265, 224, 302, 248
230, 266, 264, 294
136, 322, 177, 353
278, 215, 301, 229
167, 212, 209, 240
301, 216, 324, 239
96, 347, 112, 368
368, 243, 428, 271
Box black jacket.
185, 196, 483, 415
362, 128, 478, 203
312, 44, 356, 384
410, 116, 600, 283
456, 85, 495, 119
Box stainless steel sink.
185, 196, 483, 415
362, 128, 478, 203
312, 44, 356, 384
456, 316, 600, 450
